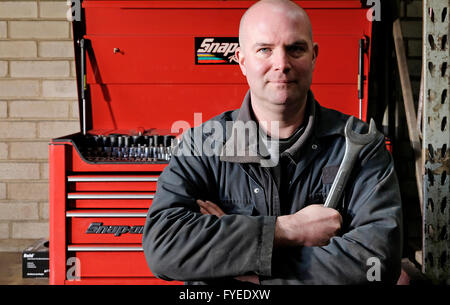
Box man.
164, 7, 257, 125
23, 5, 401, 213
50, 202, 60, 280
143, 0, 403, 284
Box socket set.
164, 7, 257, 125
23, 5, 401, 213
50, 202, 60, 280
80, 133, 179, 163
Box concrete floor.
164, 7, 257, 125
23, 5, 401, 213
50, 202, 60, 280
0, 253, 48, 285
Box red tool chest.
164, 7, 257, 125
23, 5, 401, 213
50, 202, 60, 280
49, 0, 373, 285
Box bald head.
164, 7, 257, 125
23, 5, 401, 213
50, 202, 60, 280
239, 0, 313, 50
234, 0, 319, 128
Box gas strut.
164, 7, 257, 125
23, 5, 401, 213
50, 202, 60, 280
80, 38, 87, 135
358, 38, 365, 120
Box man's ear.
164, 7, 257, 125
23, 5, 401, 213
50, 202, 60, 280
236, 47, 247, 76
312, 42, 319, 70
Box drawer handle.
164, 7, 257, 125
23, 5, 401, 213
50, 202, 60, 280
67, 194, 154, 199
68, 246, 143, 252
67, 176, 158, 182
66, 212, 147, 217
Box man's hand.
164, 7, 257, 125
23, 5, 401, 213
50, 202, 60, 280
197, 199, 226, 218
274, 204, 342, 247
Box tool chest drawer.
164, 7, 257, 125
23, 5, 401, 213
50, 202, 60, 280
67, 210, 147, 244
68, 174, 159, 192
66, 173, 157, 209
67, 246, 153, 277
67, 192, 155, 209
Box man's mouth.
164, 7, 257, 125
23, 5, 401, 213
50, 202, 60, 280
269, 80, 295, 84
269, 79, 295, 85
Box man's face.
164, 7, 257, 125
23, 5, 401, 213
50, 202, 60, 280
237, 9, 318, 108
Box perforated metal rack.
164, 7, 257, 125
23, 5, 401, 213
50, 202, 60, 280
422, 0, 449, 284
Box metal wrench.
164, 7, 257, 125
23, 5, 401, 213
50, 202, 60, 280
324, 116, 379, 209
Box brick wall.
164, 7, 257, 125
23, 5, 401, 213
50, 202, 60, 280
0, 0, 79, 251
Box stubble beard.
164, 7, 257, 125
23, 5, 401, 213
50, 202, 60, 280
263, 82, 305, 108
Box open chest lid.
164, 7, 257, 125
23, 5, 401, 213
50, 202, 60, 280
72, 0, 373, 136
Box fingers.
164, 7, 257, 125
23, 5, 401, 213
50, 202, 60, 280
196, 199, 226, 218
199, 206, 208, 215
289, 204, 343, 247
234, 275, 260, 285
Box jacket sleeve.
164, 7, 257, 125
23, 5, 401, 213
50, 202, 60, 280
261, 133, 403, 284
142, 129, 276, 282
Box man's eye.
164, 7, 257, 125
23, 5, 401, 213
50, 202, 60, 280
257, 48, 271, 54
288, 46, 306, 56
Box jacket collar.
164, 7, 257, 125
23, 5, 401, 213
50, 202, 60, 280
219, 90, 345, 165
219, 91, 263, 164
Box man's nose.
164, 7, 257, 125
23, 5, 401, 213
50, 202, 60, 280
272, 49, 291, 72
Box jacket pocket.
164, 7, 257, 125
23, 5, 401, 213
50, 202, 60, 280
320, 165, 347, 211
321, 165, 339, 184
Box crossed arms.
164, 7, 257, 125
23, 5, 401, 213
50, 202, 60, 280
142, 132, 403, 284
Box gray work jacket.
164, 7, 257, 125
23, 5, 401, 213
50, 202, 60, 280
142, 91, 403, 284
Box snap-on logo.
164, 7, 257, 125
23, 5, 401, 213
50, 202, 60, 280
195, 37, 239, 65
86, 222, 144, 237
